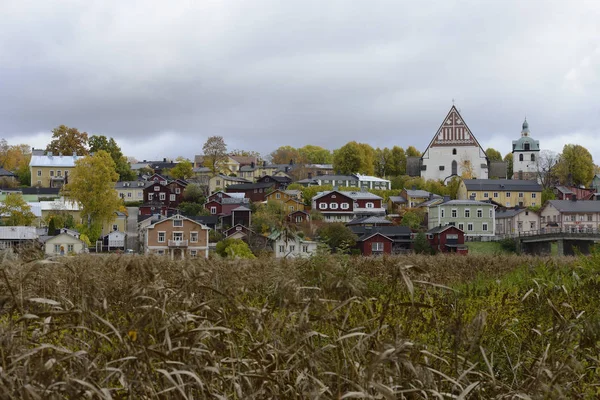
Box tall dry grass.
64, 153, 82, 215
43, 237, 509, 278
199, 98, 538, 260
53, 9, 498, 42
0, 250, 597, 398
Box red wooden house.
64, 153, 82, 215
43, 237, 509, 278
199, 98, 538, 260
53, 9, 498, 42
225, 182, 275, 202
288, 210, 310, 224
312, 190, 385, 223
256, 175, 292, 190
426, 225, 468, 254
355, 232, 393, 256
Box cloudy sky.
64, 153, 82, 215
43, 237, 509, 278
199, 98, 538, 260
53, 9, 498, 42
1, 0, 599, 162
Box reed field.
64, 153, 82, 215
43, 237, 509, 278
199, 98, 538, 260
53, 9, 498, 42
1, 249, 600, 399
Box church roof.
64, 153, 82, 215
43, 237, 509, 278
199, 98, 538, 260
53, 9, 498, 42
512, 119, 540, 151
424, 105, 485, 152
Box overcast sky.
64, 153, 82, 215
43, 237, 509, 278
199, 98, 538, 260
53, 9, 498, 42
1, 0, 599, 163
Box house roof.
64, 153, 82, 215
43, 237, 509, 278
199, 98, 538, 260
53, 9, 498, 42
147, 213, 210, 230
404, 189, 432, 198
495, 208, 533, 219
312, 190, 383, 202
427, 225, 465, 234
462, 179, 542, 192
258, 175, 291, 183
439, 199, 493, 206
315, 174, 359, 182
29, 153, 80, 167
346, 216, 392, 226
232, 206, 251, 212
283, 189, 301, 197
545, 200, 600, 213
349, 225, 412, 239
555, 186, 574, 195
226, 182, 275, 190
229, 155, 258, 165
512, 135, 540, 152
354, 173, 391, 183
0, 226, 38, 240
0, 167, 15, 177
115, 180, 151, 189
356, 232, 394, 242
389, 195, 407, 204
220, 197, 250, 205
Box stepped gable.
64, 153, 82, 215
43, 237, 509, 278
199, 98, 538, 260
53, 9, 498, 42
427, 105, 483, 148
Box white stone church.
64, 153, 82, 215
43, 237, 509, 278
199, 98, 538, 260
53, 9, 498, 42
511, 119, 540, 180
420, 106, 489, 183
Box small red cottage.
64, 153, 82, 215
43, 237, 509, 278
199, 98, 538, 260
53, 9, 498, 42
426, 225, 468, 254
355, 232, 393, 256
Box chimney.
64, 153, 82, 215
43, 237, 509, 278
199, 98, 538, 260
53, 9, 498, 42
429, 193, 433, 200
163, 158, 167, 162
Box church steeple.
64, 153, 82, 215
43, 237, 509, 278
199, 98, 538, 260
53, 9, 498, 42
521, 118, 530, 137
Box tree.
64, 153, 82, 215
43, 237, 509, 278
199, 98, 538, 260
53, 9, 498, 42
252, 201, 287, 234
535, 150, 560, 189
216, 238, 255, 259
178, 202, 208, 216
169, 157, 194, 180
374, 147, 392, 177
299, 145, 332, 164
316, 223, 358, 253
46, 125, 89, 155
0, 194, 36, 226
62, 150, 121, 241
389, 146, 406, 176
270, 146, 304, 165
0, 141, 31, 172
333, 142, 362, 175
182, 183, 205, 203
486, 148, 503, 162
541, 187, 556, 205
202, 136, 228, 175
89, 135, 135, 181
413, 232, 432, 254
400, 210, 424, 230
230, 149, 261, 159
504, 153, 513, 179
406, 146, 421, 157
460, 158, 474, 179
555, 144, 595, 187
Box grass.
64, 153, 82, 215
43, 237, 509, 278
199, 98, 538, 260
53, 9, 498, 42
0, 249, 599, 398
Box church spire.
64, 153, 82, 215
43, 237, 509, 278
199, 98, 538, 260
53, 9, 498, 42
521, 118, 530, 137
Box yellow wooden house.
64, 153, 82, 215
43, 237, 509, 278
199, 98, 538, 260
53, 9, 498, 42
29, 149, 80, 188
458, 179, 543, 208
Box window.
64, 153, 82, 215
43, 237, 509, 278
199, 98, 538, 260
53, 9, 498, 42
37, 170, 42, 177
289, 245, 295, 252
67, 244, 74, 252
458, 223, 464, 231
319, 203, 327, 210
330, 203, 338, 210
57, 170, 62, 176
531, 193, 537, 198
175, 188, 181, 194
127, 192, 132, 198
451, 160, 457, 175
493, 192, 498, 198
210, 206, 217, 214
148, 193, 154, 201
259, 189, 263, 193
524, 143, 530, 151
173, 232, 183, 241
341, 203, 349, 210
296, 215, 303, 223
157, 250, 164, 255
482, 223, 488, 232
531, 202, 536, 206
173, 219, 183, 227
439, 165, 445, 171
531, 154, 535, 161
112, 224, 118, 231
170, 194, 176, 201
506, 192, 511, 198
464, 209, 470, 218
530, 221, 536, 230
190, 232, 198, 242
302, 245, 309, 253
276, 193, 281, 199
54, 244, 60, 253
588, 214, 593, 222
236, 226, 242, 231
154, 186, 160, 191
366, 202, 374, 208
467, 223, 473, 231
518, 193, 524, 198
477, 209, 482, 218
483, 192, 489, 198
279, 245, 285, 253
518, 221, 523, 230
331, 194, 336, 198
452, 148, 457, 155
489, 209, 493, 218
137, 192, 142, 198
50, 170, 54, 177
216, 180, 221, 186
190, 250, 197, 258
519, 154, 524, 161
441, 209, 445, 218
158, 232, 165, 242
372, 242, 384, 252
451, 209, 457, 218
289, 206, 294, 211
159, 193, 166, 201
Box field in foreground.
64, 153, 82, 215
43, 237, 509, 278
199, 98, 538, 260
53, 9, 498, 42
1, 251, 600, 399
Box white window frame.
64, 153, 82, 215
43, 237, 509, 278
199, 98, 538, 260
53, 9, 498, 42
173, 219, 183, 227
482, 223, 488, 232
467, 223, 473, 231
366, 202, 374, 209
477, 209, 482, 218
159, 192, 166, 201
330, 203, 338, 210
67, 244, 74, 252
190, 232, 198, 242
210, 206, 217, 214
170, 194, 176, 201
154, 186, 160, 192
158, 231, 166, 243
341, 203, 349, 210
372, 242, 384, 252
148, 193, 154, 201
319, 203, 327, 210
458, 223, 464, 231
464, 209, 470, 218
451, 209, 457, 218
173, 232, 183, 241
531, 193, 537, 198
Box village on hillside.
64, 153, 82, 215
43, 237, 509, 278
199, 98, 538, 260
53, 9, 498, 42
1, 106, 599, 258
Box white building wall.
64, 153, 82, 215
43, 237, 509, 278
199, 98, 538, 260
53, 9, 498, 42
421, 146, 488, 182
513, 152, 538, 178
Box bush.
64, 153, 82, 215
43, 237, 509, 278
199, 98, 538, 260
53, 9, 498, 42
499, 237, 518, 253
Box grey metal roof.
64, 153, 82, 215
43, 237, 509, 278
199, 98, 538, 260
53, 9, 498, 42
512, 136, 540, 152
439, 199, 493, 206
315, 175, 359, 182
405, 189, 432, 197
427, 225, 464, 234
226, 182, 275, 190
29, 153, 80, 167
349, 225, 412, 239
555, 186, 574, 195
389, 196, 407, 203
495, 208, 531, 219
0, 168, 15, 177
462, 179, 542, 192
546, 200, 600, 213
115, 180, 151, 189
346, 216, 392, 226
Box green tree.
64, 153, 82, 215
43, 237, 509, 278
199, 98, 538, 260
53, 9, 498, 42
413, 232, 432, 254
252, 201, 287, 233
406, 146, 421, 157
16, 162, 31, 186
89, 135, 135, 181
62, 150, 121, 239
299, 145, 332, 164
541, 187, 557, 205
400, 210, 424, 230
316, 222, 358, 253
389, 146, 406, 176
182, 183, 205, 203
333, 142, 363, 175
555, 144, 595, 187
504, 153, 513, 179
374, 147, 392, 177
202, 136, 228, 174
46, 125, 89, 155
178, 202, 207, 216
270, 146, 304, 165
216, 238, 255, 259
486, 148, 503, 162
47, 216, 57, 235
169, 157, 194, 180
0, 193, 36, 226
